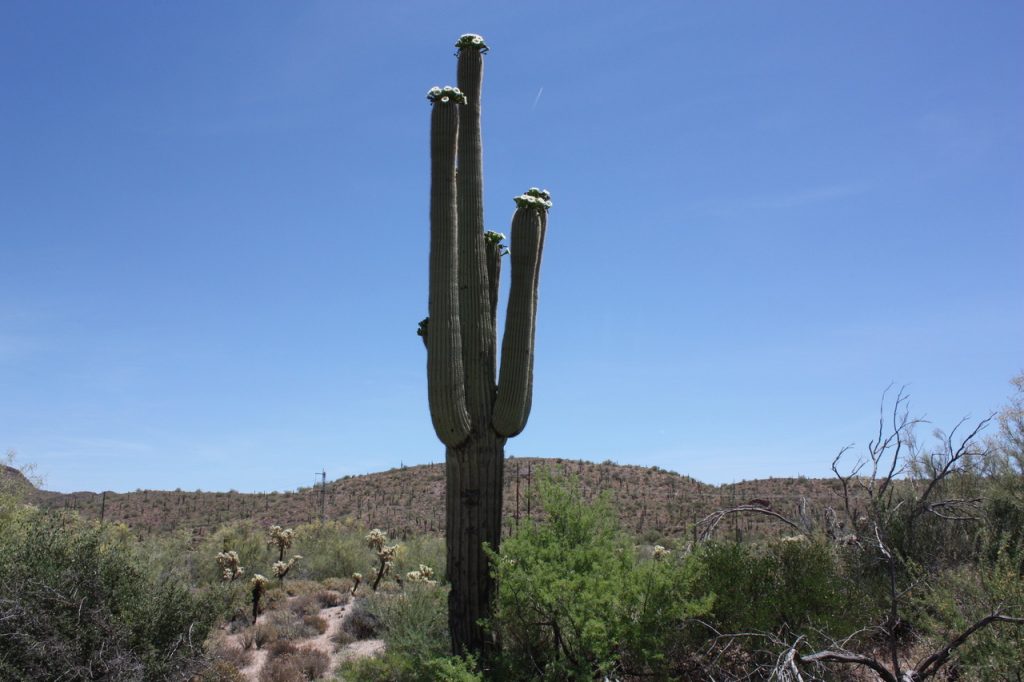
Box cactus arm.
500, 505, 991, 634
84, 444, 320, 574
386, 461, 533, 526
427, 100, 472, 448
520, 208, 546, 423
455, 46, 497, 426
485, 238, 502, 338
492, 204, 544, 437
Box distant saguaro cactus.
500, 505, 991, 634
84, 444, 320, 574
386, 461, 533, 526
423, 33, 551, 654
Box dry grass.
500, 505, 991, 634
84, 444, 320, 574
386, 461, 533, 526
257, 647, 330, 681
198, 660, 247, 682
206, 631, 254, 670
341, 599, 382, 641
315, 589, 347, 608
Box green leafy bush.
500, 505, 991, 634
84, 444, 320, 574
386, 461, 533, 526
690, 538, 876, 641
366, 582, 450, 659
337, 653, 480, 682
0, 508, 215, 680
915, 545, 1024, 680
488, 475, 710, 680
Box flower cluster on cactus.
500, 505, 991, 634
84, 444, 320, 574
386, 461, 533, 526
484, 230, 510, 256
514, 188, 553, 209
427, 85, 468, 105
216, 550, 245, 582
406, 564, 437, 586
652, 545, 671, 561
455, 33, 488, 53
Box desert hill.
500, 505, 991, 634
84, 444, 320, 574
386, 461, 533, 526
24, 458, 850, 542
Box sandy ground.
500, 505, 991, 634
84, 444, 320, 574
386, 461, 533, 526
228, 595, 384, 681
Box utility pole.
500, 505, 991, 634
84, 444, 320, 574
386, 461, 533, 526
99, 491, 106, 525
515, 462, 520, 529
314, 469, 326, 522
526, 463, 532, 520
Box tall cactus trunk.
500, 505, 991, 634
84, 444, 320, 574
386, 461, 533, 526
424, 33, 550, 658
446, 429, 505, 653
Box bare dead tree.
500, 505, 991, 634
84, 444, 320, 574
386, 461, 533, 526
778, 388, 1018, 681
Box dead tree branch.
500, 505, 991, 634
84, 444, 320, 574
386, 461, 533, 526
695, 506, 806, 542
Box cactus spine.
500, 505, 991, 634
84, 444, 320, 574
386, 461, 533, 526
425, 34, 550, 655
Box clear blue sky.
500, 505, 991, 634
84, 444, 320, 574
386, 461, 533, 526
2, 2, 1021, 493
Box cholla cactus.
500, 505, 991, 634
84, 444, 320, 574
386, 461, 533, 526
366, 528, 388, 552
351, 572, 363, 596
366, 528, 399, 591
272, 554, 303, 583
267, 525, 295, 562
250, 574, 269, 623
406, 564, 437, 586
216, 550, 245, 582
652, 545, 671, 561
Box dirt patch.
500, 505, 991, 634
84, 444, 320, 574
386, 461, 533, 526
227, 595, 384, 681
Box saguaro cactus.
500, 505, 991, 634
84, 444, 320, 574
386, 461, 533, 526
424, 33, 551, 655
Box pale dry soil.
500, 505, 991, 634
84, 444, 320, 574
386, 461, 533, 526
229, 594, 384, 681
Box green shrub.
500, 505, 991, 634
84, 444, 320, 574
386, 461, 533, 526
289, 521, 369, 581
0, 508, 215, 680
366, 582, 450, 659
489, 475, 710, 680
690, 538, 875, 640
337, 653, 480, 682
915, 545, 1024, 680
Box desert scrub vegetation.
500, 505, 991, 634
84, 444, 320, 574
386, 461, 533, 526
336, 578, 480, 682
486, 473, 712, 680
0, 506, 216, 680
